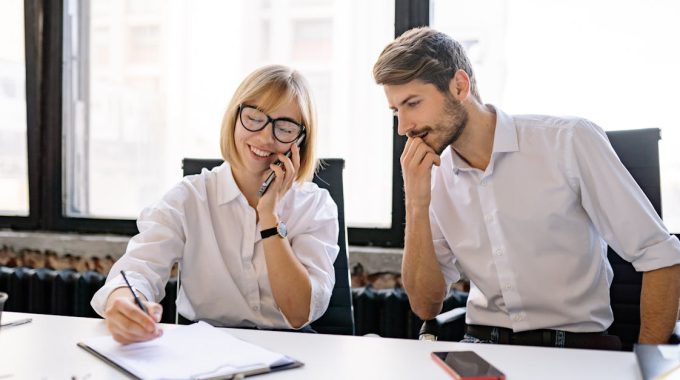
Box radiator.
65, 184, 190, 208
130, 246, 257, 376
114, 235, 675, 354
1, 265, 468, 338
0, 266, 178, 323
351, 286, 468, 340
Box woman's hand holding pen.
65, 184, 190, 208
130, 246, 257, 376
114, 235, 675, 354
103, 287, 164, 344
256, 143, 300, 217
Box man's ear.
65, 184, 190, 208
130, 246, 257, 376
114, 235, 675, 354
448, 69, 471, 101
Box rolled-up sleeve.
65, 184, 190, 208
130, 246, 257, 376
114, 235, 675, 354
90, 189, 187, 317
287, 187, 339, 326
569, 120, 680, 272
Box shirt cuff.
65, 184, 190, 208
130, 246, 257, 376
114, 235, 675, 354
630, 235, 680, 272
90, 273, 155, 317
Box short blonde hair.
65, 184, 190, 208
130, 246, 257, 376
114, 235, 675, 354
220, 65, 318, 181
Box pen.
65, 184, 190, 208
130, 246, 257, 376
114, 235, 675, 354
120, 270, 148, 314
0, 317, 32, 328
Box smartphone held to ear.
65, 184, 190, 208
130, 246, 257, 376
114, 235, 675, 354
257, 132, 306, 197
431, 351, 505, 380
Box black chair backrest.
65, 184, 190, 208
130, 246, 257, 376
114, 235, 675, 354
605, 128, 661, 351
182, 158, 355, 335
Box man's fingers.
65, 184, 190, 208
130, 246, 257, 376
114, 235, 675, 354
404, 138, 436, 172
401, 137, 419, 164
421, 151, 441, 170
401, 137, 413, 161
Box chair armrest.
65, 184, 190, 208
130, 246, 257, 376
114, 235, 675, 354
436, 306, 467, 325
669, 321, 680, 344
419, 307, 467, 341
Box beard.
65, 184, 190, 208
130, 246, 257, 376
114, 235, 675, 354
428, 95, 468, 155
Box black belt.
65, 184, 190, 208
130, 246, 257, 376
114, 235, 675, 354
465, 324, 622, 351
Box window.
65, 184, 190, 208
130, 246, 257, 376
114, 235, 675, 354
0, 0, 28, 216
62, 0, 396, 230
432, 0, 680, 232
2, 0, 425, 244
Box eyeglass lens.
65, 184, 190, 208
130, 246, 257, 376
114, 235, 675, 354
240, 106, 302, 143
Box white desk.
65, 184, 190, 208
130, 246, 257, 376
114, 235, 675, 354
0, 312, 641, 379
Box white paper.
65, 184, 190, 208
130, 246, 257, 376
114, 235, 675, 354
80, 321, 294, 379
658, 346, 680, 361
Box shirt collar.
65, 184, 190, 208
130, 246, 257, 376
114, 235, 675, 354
449, 105, 519, 174
491, 105, 519, 154
215, 162, 242, 205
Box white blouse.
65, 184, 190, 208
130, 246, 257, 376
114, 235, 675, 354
91, 162, 339, 329
430, 106, 680, 333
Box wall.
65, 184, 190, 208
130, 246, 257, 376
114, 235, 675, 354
0, 230, 403, 274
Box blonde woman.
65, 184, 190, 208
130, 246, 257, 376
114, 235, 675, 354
92, 65, 339, 344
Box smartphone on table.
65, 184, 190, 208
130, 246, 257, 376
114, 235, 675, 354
431, 351, 505, 380
257, 132, 306, 197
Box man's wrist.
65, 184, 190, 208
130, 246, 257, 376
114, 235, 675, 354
406, 203, 430, 217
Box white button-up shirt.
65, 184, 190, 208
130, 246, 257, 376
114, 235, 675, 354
91, 162, 339, 329
431, 106, 680, 332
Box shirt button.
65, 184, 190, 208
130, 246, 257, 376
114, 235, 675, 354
485, 214, 493, 222
252, 305, 260, 311
479, 180, 487, 187
512, 314, 523, 321
494, 249, 503, 256
503, 284, 512, 290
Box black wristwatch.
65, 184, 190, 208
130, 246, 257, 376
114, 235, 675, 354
260, 221, 287, 239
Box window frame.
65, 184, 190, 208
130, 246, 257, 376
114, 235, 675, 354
347, 0, 430, 247
0, 0, 430, 245
1, 0, 42, 230
3, 0, 678, 246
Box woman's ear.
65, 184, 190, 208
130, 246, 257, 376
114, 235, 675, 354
448, 69, 471, 101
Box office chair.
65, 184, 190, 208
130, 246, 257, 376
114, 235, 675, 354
419, 128, 678, 351
182, 158, 355, 335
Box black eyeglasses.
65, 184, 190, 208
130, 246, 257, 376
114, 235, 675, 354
238, 104, 305, 143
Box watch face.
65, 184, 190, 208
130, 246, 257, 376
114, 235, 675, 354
277, 222, 287, 237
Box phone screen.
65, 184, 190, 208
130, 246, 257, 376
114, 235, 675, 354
431, 351, 505, 380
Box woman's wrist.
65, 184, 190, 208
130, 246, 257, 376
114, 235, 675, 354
258, 212, 279, 228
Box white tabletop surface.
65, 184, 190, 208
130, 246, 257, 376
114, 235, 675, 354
0, 311, 642, 379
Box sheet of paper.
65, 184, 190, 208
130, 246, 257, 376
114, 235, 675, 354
658, 346, 680, 361
657, 345, 680, 380
81, 321, 293, 379
658, 366, 680, 380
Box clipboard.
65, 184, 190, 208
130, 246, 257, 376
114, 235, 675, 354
78, 321, 303, 379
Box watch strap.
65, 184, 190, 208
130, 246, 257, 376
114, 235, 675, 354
260, 227, 279, 239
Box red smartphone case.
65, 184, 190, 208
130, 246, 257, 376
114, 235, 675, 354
431, 352, 505, 380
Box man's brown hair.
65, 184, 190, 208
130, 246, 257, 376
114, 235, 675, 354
373, 27, 481, 102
